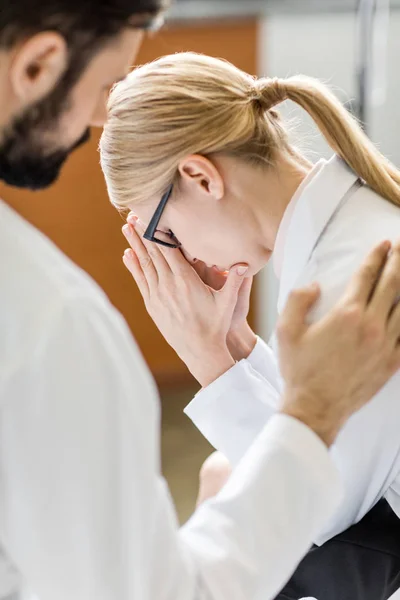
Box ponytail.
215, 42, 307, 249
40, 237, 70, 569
100, 52, 400, 212
257, 75, 400, 207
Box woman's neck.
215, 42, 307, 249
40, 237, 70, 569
253, 152, 313, 251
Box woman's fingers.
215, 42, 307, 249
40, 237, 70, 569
219, 265, 249, 312
230, 275, 254, 330
368, 241, 400, 319
122, 223, 159, 288
237, 275, 253, 305
122, 249, 149, 302
136, 221, 202, 280
127, 216, 178, 281
123, 220, 176, 288
156, 241, 201, 278
388, 300, 400, 345
342, 240, 391, 307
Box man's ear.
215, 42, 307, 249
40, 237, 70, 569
178, 154, 224, 200
10, 32, 68, 105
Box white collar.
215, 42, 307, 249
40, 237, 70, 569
274, 154, 360, 314
273, 158, 327, 279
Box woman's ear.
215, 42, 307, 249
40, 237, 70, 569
9, 32, 68, 106
178, 155, 224, 200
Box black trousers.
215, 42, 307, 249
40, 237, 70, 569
275, 499, 400, 600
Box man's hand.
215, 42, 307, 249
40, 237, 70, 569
278, 240, 400, 446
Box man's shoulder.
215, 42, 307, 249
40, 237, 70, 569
0, 199, 106, 302
0, 200, 117, 373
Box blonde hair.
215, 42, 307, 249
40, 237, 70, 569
100, 52, 400, 210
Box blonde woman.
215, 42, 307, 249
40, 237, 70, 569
100, 53, 400, 599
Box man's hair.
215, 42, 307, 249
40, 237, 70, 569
0, 0, 168, 89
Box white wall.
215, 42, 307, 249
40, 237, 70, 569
370, 11, 400, 164
257, 10, 400, 339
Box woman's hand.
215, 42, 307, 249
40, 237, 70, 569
122, 221, 249, 387
182, 255, 257, 361
278, 240, 400, 446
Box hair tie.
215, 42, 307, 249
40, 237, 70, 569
252, 77, 287, 111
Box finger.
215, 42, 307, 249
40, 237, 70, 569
156, 241, 200, 278
219, 265, 249, 310
369, 241, 400, 318
129, 216, 181, 278
122, 249, 150, 302
388, 346, 400, 378
141, 235, 175, 279
127, 212, 138, 225
127, 215, 173, 279
278, 284, 321, 341
237, 275, 253, 305
342, 240, 391, 306
388, 299, 400, 345
122, 223, 159, 287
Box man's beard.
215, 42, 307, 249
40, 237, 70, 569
0, 118, 91, 191
0, 58, 92, 192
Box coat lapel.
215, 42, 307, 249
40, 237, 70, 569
277, 155, 360, 314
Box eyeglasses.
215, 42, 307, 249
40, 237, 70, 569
143, 184, 181, 249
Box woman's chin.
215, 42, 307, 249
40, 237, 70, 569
249, 255, 272, 276
249, 265, 262, 276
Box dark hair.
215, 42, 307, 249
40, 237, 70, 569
0, 0, 169, 90
0, 0, 169, 125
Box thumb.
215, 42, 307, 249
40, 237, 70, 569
220, 264, 249, 307
279, 283, 321, 339
237, 275, 253, 305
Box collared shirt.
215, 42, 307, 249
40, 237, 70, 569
0, 198, 342, 600
186, 155, 400, 548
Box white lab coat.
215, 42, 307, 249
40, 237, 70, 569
0, 198, 342, 600
186, 155, 400, 547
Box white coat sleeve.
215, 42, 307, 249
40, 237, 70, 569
184, 337, 282, 466
0, 292, 343, 600
245, 336, 283, 395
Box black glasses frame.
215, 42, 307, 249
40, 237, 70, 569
143, 184, 181, 249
